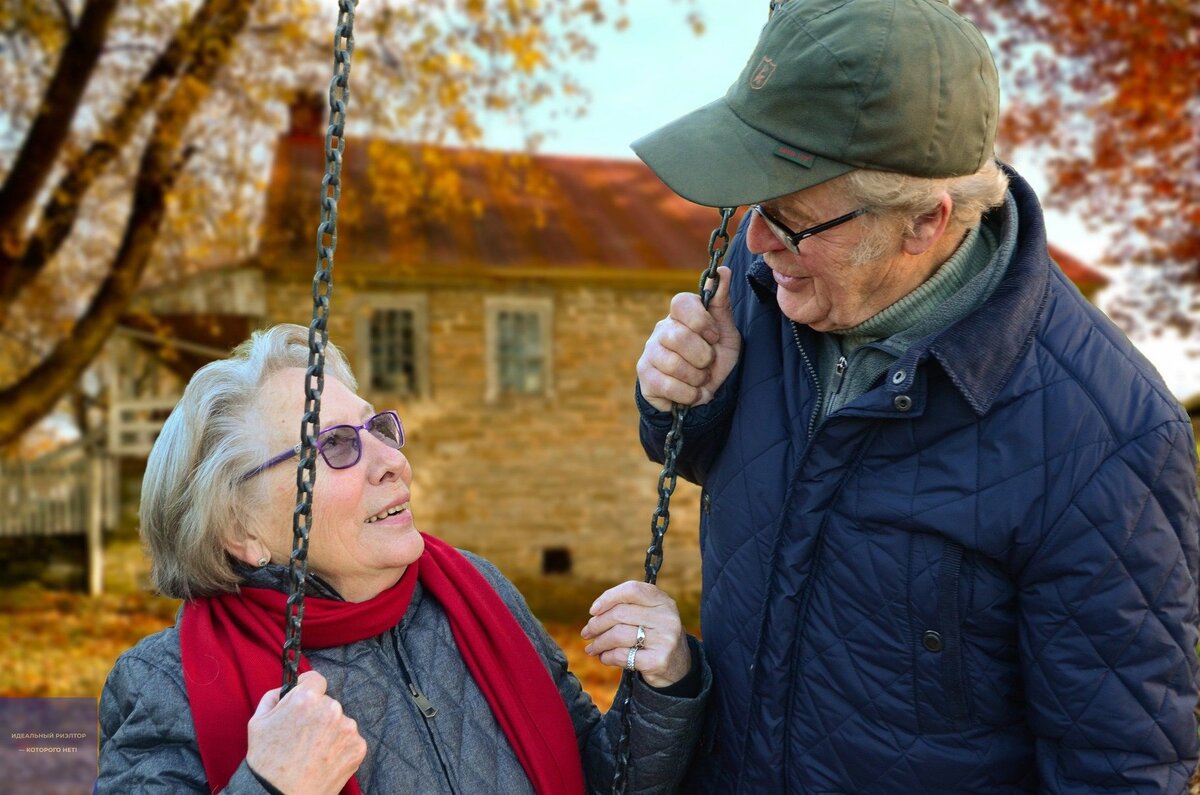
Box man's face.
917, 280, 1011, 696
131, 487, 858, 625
747, 180, 905, 332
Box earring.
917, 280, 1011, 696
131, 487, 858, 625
257, 555, 270, 567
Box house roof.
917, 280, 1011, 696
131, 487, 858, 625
1047, 244, 1108, 292
257, 131, 1107, 291
258, 134, 746, 286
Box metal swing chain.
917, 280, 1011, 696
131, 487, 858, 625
281, 0, 358, 696
609, 206, 736, 794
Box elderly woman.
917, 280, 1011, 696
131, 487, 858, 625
98, 324, 709, 794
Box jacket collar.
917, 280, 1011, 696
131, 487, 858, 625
926, 166, 1049, 415
746, 164, 1050, 417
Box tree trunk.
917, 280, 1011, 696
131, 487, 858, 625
0, 0, 255, 447
0, 0, 119, 258
1, 0, 255, 324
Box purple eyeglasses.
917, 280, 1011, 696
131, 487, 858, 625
241, 411, 405, 481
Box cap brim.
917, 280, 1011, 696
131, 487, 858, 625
631, 98, 854, 208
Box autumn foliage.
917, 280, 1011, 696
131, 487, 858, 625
0, 536, 625, 709
955, 0, 1199, 332
0, 0, 633, 448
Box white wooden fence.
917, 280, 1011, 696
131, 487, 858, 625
0, 443, 117, 595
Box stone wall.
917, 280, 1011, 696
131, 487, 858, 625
265, 278, 704, 600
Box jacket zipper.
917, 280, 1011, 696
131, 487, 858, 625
408, 682, 438, 718
780, 322, 883, 793
937, 541, 970, 720
737, 324, 826, 792
386, 630, 458, 793
791, 322, 823, 440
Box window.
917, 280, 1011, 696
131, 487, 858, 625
355, 294, 429, 398
485, 296, 552, 400
497, 311, 543, 393
542, 547, 572, 575
370, 309, 417, 392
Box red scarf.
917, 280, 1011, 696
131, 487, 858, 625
180, 533, 584, 794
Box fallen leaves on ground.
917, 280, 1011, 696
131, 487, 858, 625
0, 584, 179, 698
1, 540, 624, 709
0, 583, 622, 708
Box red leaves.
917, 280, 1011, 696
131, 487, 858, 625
956, 0, 1200, 327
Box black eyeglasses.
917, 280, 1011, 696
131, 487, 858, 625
241, 410, 405, 481
751, 203, 867, 255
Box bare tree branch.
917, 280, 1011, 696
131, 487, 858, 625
0, 0, 255, 327
52, 0, 75, 29
0, 0, 255, 445
0, 0, 119, 257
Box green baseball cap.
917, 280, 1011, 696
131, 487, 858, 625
631, 0, 999, 207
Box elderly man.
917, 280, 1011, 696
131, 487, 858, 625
632, 0, 1200, 792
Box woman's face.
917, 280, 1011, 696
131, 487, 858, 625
240, 367, 424, 602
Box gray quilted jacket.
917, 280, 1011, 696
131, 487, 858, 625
98, 551, 709, 793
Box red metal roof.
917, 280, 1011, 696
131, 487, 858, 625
1047, 243, 1108, 290
260, 134, 1107, 290
261, 136, 744, 278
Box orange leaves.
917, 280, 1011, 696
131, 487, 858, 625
954, 0, 1200, 327
0, 537, 628, 712
546, 621, 622, 710
504, 28, 549, 74
0, 592, 624, 708
1, 586, 179, 699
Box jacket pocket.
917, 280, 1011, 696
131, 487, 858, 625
698, 488, 712, 554
934, 541, 970, 721
910, 536, 972, 730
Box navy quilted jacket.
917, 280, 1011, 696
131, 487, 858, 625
638, 168, 1200, 793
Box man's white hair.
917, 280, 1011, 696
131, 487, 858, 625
837, 160, 1010, 265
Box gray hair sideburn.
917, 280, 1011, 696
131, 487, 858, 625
140, 324, 357, 600
837, 159, 1010, 265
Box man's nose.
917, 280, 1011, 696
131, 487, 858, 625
746, 209, 785, 255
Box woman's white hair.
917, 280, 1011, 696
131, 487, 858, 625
837, 159, 1010, 265
140, 324, 357, 599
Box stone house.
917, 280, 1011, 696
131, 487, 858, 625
115, 117, 742, 598
107, 109, 1109, 599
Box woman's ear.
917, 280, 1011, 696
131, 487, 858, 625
224, 530, 269, 568
902, 192, 953, 256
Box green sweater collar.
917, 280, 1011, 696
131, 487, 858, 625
836, 223, 996, 354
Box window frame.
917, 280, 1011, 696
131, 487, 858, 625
484, 295, 554, 401
354, 293, 430, 400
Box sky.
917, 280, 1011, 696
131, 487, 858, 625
479, 2, 1200, 401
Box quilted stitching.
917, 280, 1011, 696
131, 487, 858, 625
640, 171, 1200, 794
98, 554, 711, 794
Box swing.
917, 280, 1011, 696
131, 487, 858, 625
281, 2, 738, 791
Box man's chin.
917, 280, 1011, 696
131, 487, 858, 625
776, 291, 824, 327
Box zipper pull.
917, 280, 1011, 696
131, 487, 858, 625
834, 356, 848, 391
825, 355, 849, 418
409, 682, 438, 718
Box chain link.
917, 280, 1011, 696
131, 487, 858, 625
610, 206, 735, 794
281, 0, 358, 697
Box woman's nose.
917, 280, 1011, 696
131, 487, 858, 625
364, 433, 410, 484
